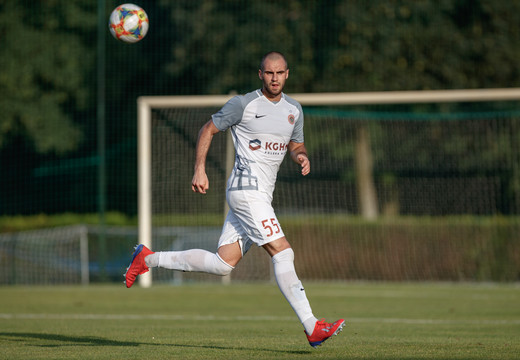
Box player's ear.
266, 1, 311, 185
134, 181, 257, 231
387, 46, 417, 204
258, 69, 263, 80
286, 69, 289, 79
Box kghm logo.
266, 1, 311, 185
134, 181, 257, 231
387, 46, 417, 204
288, 114, 295, 124
265, 142, 288, 151
249, 139, 261, 151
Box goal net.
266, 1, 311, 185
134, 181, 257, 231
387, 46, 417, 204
0, 225, 178, 285
139, 89, 520, 286
0, 225, 89, 285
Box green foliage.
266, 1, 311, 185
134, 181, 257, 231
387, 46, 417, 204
151, 1, 520, 93
0, 0, 95, 154
2, 213, 518, 281
3, 0, 520, 216
328, 1, 520, 91
282, 215, 520, 281
0, 212, 136, 233
156, 0, 317, 94
4, 0, 520, 155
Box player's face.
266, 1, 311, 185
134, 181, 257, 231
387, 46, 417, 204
259, 58, 289, 101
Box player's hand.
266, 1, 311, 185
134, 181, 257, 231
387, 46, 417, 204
192, 171, 209, 194
297, 154, 310, 176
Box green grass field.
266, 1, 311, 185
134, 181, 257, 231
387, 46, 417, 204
0, 282, 519, 359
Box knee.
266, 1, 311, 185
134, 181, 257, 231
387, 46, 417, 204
216, 266, 233, 276
263, 237, 291, 257
271, 247, 294, 264
214, 253, 234, 276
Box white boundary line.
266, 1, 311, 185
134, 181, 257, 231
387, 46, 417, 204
2, 313, 519, 325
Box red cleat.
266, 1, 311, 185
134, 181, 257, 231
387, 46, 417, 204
306, 318, 346, 348
124, 244, 154, 288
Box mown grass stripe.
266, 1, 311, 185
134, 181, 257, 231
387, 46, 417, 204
2, 313, 519, 325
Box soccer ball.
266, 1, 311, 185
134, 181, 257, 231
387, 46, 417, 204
108, 4, 149, 43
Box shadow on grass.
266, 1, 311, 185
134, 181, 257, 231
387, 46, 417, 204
0, 332, 311, 355
0, 332, 139, 347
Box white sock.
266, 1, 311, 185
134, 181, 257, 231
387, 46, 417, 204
272, 248, 317, 335
145, 253, 159, 268
145, 249, 233, 276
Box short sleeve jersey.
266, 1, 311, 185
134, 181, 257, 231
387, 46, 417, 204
212, 89, 304, 196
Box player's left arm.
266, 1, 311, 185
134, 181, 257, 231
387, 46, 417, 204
288, 141, 310, 176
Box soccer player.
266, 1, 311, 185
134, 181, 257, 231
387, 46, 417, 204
125, 51, 345, 348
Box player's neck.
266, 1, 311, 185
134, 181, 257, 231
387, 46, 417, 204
261, 88, 283, 102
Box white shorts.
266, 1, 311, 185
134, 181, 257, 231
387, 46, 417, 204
217, 190, 285, 256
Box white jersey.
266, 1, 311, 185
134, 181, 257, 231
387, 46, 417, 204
212, 89, 304, 197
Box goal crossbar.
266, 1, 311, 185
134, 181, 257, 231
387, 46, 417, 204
138, 88, 520, 108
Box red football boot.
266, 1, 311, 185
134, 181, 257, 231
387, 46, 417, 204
306, 318, 346, 348
124, 244, 154, 288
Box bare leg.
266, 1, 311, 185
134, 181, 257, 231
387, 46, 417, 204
217, 241, 243, 267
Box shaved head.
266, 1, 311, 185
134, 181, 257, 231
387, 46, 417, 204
258, 51, 289, 101
260, 51, 288, 72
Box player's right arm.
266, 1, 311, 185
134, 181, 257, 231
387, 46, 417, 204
192, 120, 221, 194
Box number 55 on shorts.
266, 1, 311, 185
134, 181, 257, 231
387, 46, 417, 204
261, 218, 281, 237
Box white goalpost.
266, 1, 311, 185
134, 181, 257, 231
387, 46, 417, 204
137, 88, 520, 287
138, 95, 233, 287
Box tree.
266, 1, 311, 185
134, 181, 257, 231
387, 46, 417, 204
0, 0, 96, 154
316, 0, 520, 91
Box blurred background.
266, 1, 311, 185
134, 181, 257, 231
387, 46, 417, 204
1, 0, 519, 284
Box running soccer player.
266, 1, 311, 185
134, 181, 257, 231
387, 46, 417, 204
125, 51, 345, 348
